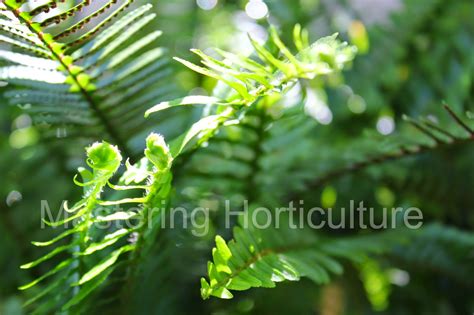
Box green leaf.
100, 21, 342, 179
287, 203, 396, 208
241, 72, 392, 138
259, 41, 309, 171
169, 112, 230, 158
20, 242, 78, 269
94, 212, 138, 222
145, 95, 224, 117
81, 229, 131, 255
200, 207, 404, 299
19, 259, 74, 290
62, 266, 115, 310
31, 227, 81, 247
76, 245, 134, 285
71, 4, 154, 59
174, 57, 250, 100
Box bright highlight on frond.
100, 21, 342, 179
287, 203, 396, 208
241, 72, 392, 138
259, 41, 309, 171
147, 25, 356, 116
0, 1, 175, 159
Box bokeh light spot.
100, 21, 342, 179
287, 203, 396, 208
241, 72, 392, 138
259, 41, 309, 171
376, 116, 395, 135
305, 92, 333, 125
197, 0, 218, 10
6, 190, 22, 207
9, 127, 39, 149
245, 0, 268, 20
347, 94, 367, 114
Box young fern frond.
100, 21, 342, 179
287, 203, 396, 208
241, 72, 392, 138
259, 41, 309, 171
200, 206, 406, 299
19, 134, 175, 313
20, 141, 123, 312
130, 134, 173, 263
0, 1, 176, 159
146, 24, 356, 157
147, 25, 355, 116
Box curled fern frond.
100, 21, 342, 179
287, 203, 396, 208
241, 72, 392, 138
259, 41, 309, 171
19, 134, 177, 313
19, 142, 123, 312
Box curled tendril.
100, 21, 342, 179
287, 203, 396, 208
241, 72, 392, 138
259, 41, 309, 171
86, 141, 122, 172
144, 133, 172, 170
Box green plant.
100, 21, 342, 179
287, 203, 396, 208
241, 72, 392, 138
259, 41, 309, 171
0, 1, 175, 159
2, 0, 474, 314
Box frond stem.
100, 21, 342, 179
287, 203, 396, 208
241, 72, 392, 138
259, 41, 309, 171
5, 5, 134, 159
303, 133, 474, 191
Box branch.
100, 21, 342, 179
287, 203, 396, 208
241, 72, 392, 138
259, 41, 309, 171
302, 105, 474, 190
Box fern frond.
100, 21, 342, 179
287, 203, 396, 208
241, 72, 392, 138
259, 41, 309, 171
1, 1, 176, 160
147, 24, 356, 156
148, 25, 355, 112
18, 132, 178, 312
200, 206, 405, 299
392, 223, 474, 283
18, 142, 123, 312
301, 105, 474, 190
